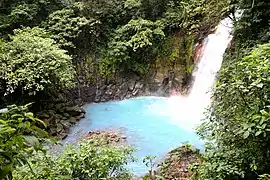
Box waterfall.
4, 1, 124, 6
64, 17, 234, 175
166, 18, 233, 130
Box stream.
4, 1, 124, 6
63, 18, 233, 175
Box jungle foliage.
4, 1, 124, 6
3, 0, 267, 179
13, 139, 134, 180
0, 0, 228, 107
193, 0, 270, 179
0, 104, 47, 179
0, 27, 74, 105
0, 104, 134, 179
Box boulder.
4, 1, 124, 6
132, 89, 139, 96
48, 110, 56, 116
75, 113, 85, 120
134, 82, 143, 90
105, 88, 114, 95
55, 103, 66, 113
60, 120, 71, 130
68, 117, 77, 124
86, 130, 127, 145
94, 96, 101, 103
55, 114, 64, 121
63, 113, 70, 118
50, 128, 57, 136
37, 112, 49, 119
0, 108, 8, 114
65, 106, 85, 116
128, 80, 136, 91
56, 123, 64, 133
54, 133, 68, 140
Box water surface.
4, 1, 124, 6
65, 96, 203, 175
64, 17, 233, 175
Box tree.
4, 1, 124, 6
140, 0, 169, 20
0, 0, 65, 35
164, 0, 228, 34
101, 18, 165, 75
232, 0, 270, 48
43, 6, 101, 53
0, 27, 75, 97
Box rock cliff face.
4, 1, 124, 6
65, 70, 182, 104
64, 34, 207, 104
41, 69, 183, 138
37, 103, 85, 139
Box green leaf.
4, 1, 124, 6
23, 135, 39, 146
243, 131, 249, 139
255, 131, 262, 136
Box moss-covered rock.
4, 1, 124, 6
158, 145, 202, 180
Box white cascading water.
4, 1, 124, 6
166, 18, 233, 130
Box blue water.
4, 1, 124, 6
65, 96, 203, 175
63, 17, 234, 175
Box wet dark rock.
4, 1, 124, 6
37, 112, 49, 119
105, 89, 113, 95
37, 104, 86, 139
94, 96, 101, 102
55, 114, 63, 122
134, 82, 143, 90
63, 113, 70, 118
60, 120, 71, 130
132, 89, 139, 96
65, 106, 85, 116
128, 80, 136, 91
99, 85, 107, 91
56, 124, 64, 133
55, 103, 66, 113
55, 103, 65, 110
68, 117, 77, 124
48, 110, 56, 116
75, 113, 85, 120
50, 128, 57, 136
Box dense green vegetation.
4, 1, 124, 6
0, 28, 74, 95
1, 0, 269, 179
193, 0, 270, 179
13, 139, 134, 180
0, 104, 47, 179
0, 104, 134, 179
0, 0, 228, 107
0, 0, 228, 179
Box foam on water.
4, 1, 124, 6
63, 18, 233, 175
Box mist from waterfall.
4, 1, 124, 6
165, 18, 233, 130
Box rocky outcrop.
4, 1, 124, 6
37, 103, 85, 139
158, 145, 201, 180
86, 130, 127, 145
65, 71, 182, 104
